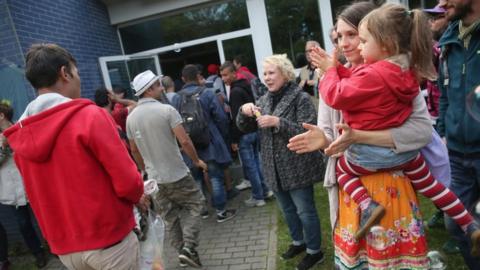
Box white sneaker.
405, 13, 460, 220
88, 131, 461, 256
235, 179, 251, 190
264, 190, 274, 200
245, 197, 266, 207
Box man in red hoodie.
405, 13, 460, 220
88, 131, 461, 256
4, 43, 147, 270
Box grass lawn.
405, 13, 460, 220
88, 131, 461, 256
276, 184, 469, 270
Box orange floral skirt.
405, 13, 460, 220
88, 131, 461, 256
334, 172, 429, 269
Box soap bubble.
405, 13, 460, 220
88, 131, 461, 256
427, 250, 447, 270
466, 85, 480, 123
368, 226, 387, 250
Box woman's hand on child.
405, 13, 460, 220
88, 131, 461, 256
325, 123, 356, 156
310, 46, 337, 72
287, 123, 329, 154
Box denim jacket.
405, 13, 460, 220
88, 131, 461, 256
437, 20, 480, 154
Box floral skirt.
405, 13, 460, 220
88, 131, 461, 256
334, 172, 430, 270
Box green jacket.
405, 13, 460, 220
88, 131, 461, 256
437, 20, 480, 154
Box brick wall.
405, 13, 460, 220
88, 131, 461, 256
6, 0, 122, 99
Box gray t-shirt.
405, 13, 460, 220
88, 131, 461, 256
126, 98, 189, 184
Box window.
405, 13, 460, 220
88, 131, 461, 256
119, 0, 249, 54
265, 0, 324, 68
222, 36, 257, 76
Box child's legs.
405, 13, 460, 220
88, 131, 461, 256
402, 153, 474, 231
336, 155, 375, 206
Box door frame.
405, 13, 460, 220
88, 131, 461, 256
98, 55, 161, 90
99, 28, 253, 89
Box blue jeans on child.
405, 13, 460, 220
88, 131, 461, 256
274, 185, 322, 254
238, 132, 269, 200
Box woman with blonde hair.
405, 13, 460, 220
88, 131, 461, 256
237, 54, 325, 270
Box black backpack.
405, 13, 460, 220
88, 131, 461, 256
179, 87, 211, 149
250, 77, 268, 102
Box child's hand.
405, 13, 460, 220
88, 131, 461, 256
310, 46, 337, 72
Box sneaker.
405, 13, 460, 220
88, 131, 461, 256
217, 209, 237, 223
442, 238, 460, 254
245, 197, 266, 207
355, 200, 385, 241
235, 179, 251, 190
179, 261, 188, 267
201, 210, 209, 219
264, 190, 275, 200
427, 210, 444, 228
227, 187, 240, 200
178, 247, 202, 268
296, 251, 325, 270
281, 244, 306, 260
34, 251, 48, 268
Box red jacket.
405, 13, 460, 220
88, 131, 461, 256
319, 61, 419, 130
4, 99, 143, 255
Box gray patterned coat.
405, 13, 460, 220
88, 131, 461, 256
237, 82, 325, 192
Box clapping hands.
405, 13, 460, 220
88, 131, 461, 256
310, 46, 338, 72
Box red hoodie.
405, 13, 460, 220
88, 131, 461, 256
319, 60, 419, 130
4, 99, 143, 255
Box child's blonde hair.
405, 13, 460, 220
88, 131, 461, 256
263, 54, 296, 82
360, 3, 436, 80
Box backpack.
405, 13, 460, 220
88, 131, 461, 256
238, 69, 267, 101
250, 77, 268, 102
179, 87, 211, 149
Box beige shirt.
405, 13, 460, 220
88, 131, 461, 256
126, 98, 189, 184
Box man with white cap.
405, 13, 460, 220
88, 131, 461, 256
126, 70, 207, 268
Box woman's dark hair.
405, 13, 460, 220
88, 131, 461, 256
25, 43, 77, 89
337, 1, 378, 29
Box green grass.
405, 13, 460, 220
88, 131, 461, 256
276, 184, 469, 269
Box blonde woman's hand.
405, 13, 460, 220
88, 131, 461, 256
287, 123, 328, 154
241, 103, 261, 117
310, 47, 337, 72
256, 115, 279, 128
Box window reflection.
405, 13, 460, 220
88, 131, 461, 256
265, 0, 323, 68
119, 0, 249, 54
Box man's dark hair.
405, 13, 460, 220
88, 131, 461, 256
233, 55, 244, 65
0, 101, 13, 122
94, 87, 110, 108
25, 43, 77, 89
112, 86, 127, 95
220, 61, 236, 73
182, 64, 199, 83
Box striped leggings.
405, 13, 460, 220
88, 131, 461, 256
337, 153, 473, 231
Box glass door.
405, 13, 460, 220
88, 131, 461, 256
99, 55, 160, 96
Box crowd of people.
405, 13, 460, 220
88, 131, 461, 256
0, 0, 479, 270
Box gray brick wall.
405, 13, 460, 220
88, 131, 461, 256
4, 0, 122, 100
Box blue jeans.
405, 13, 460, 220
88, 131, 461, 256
346, 144, 418, 169
192, 161, 227, 212
444, 154, 480, 270
239, 132, 269, 200
0, 204, 43, 261
275, 185, 321, 254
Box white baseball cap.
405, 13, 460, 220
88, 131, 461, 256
131, 70, 160, 96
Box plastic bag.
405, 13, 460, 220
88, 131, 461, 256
139, 210, 165, 270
